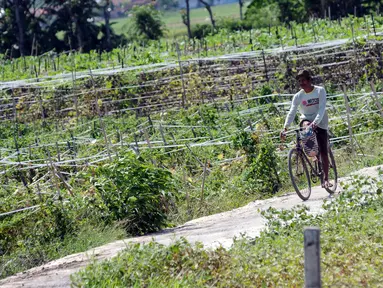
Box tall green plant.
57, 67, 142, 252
233, 132, 282, 194
91, 152, 175, 235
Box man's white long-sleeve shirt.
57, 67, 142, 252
284, 85, 328, 130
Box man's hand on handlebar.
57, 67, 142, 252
280, 128, 287, 141
309, 122, 317, 130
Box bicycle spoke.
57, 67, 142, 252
289, 149, 311, 200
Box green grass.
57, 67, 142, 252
0, 224, 126, 279
111, 2, 249, 37
71, 175, 383, 287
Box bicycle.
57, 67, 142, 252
287, 128, 338, 201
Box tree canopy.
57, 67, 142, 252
0, 0, 126, 57
245, 0, 383, 25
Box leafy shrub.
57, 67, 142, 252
183, 105, 219, 131
191, 24, 216, 39
244, 137, 281, 194
216, 17, 251, 32
245, 0, 307, 24
232, 130, 259, 161
233, 131, 282, 194
128, 4, 166, 41
249, 84, 279, 105
91, 152, 175, 235
0, 151, 175, 278
244, 3, 281, 28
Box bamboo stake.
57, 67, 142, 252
36, 90, 47, 127
133, 133, 140, 155
159, 122, 168, 146
369, 81, 383, 117
199, 159, 208, 211
37, 183, 42, 202
176, 43, 187, 108
371, 14, 377, 37
143, 127, 156, 165
46, 148, 74, 196
342, 85, 356, 157
45, 147, 61, 198
262, 49, 269, 83
56, 142, 61, 162
12, 92, 29, 189
89, 68, 112, 161
183, 170, 191, 220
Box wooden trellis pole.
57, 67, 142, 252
176, 43, 187, 109
342, 85, 356, 157
89, 69, 112, 162
262, 50, 269, 83
199, 159, 208, 211
304, 227, 321, 288
369, 81, 383, 117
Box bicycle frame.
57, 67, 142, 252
288, 127, 338, 199
294, 130, 322, 179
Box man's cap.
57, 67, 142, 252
296, 70, 312, 80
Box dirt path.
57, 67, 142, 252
1, 165, 381, 288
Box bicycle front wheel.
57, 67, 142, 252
288, 148, 311, 201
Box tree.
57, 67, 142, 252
130, 4, 165, 41
362, 0, 383, 14
245, 3, 281, 28
0, 0, 54, 57
304, 0, 383, 18
199, 0, 216, 30
0, 5, 17, 56
245, 0, 307, 23
45, 0, 100, 52
239, 0, 244, 20
181, 0, 192, 39
103, 0, 112, 51
14, 0, 26, 56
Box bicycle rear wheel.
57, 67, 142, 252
325, 148, 338, 194
288, 148, 311, 201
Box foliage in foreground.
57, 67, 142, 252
0, 224, 125, 280
71, 174, 383, 287
87, 152, 176, 235
0, 152, 175, 279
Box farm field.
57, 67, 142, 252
111, 2, 248, 37
0, 15, 383, 285
2, 16, 383, 83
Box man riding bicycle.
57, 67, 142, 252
280, 70, 331, 189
